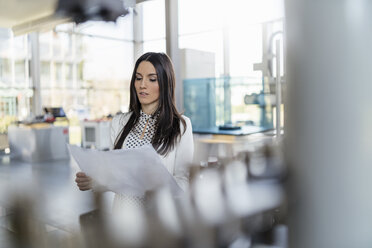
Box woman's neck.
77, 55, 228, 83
141, 104, 158, 115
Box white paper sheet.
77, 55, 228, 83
68, 144, 183, 197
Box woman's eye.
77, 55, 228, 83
135, 77, 142, 81
150, 78, 157, 82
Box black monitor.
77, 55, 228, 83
44, 107, 66, 118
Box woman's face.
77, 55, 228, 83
134, 61, 160, 113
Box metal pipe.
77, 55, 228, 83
275, 39, 281, 139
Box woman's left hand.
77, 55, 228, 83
75, 172, 92, 191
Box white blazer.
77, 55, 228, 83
110, 112, 194, 191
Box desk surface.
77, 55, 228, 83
193, 125, 273, 136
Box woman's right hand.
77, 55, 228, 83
75, 172, 92, 191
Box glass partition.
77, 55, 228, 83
184, 77, 280, 134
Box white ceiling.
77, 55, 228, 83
0, 0, 58, 28
0, 0, 149, 35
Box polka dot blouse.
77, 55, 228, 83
124, 110, 158, 149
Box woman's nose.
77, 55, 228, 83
139, 80, 146, 88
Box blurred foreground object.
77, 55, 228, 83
285, 0, 372, 247
7, 191, 84, 248
56, 0, 129, 23
0, 0, 148, 35
3, 141, 286, 247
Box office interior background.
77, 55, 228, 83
1, 0, 372, 247
0, 0, 284, 147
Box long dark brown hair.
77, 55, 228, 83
114, 52, 186, 156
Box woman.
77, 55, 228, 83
75, 52, 194, 208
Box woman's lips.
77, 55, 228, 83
139, 92, 148, 97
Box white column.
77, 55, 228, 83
133, 4, 144, 60
285, 0, 372, 247
223, 27, 231, 124
29, 32, 42, 116
165, 0, 182, 111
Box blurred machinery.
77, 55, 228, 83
7, 107, 70, 163
4, 140, 287, 248
253, 24, 285, 132
8, 125, 70, 163
81, 120, 111, 150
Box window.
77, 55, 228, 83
180, 0, 285, 131
0, 34, 32, 134
141, 0, 166, 53
0, 58, 12, 85
0, 14, 135, 147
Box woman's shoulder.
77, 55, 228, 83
180, 115, 192, 131
112, 112, 132, 127
181, 115, 191, 124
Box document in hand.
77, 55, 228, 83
68, 144, 183, 197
